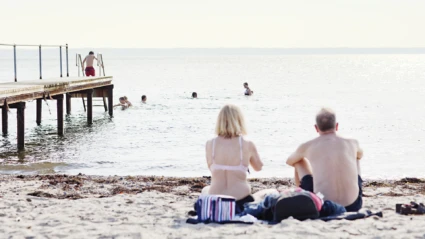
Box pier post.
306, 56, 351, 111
13, 45, 17, 82
16, 102, 25, 150
2, 106, 8, 135
55, 95, 64, 135
103, 95, 108, 112
87, 89, 93, 124
36, 99, 42, 126
66, 94, 71, 115
66, 44, 69, 77
39, 45, 42, 80
59, 46, 63, 77
82, 97, 86, 112
107, 85, 114, 117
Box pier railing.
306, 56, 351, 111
76, 54, 85, 77
97, 54, 106, 76
0, 43, 69, 82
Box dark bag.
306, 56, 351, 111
272, 189, 322, 222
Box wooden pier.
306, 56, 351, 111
0, 76, 114, 150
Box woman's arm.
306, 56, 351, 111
205, 140, 212, 169
249, 141, 263, 171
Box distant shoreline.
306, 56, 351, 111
1, 47, 425, 55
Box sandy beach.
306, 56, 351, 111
0, 175, 424, 239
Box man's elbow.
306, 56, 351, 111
286, 158, 295, 167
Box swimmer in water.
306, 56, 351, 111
113, 97, 129, 109
123, 96, 132, 107
192, 92, 198, 98
141, 95, 147, 103
243, 82, 253, 96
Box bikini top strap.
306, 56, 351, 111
239, 136, 243, 162
212, 138, 216, 162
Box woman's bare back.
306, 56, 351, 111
205, 136, 262, 200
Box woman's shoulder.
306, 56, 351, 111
205, 137, 217, 145
241, 137, 256, 148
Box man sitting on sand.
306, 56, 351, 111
82, 51, 97, 77
286, 108, 364, 212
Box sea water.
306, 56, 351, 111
0, 49, 424, 179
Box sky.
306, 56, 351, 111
1, 0, 425, 48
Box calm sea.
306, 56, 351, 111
0, 48, 424, 179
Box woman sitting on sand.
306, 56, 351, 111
202, 104, 264, 210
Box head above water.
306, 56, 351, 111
215, 104, 247, 138
119, 97, 125, 103
89, 51, 94, 55
315, 108, 338, 133
192, 92, 197, 98
141, 95, 147, 102
243, 82, 248, 88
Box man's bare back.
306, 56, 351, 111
291, 134, 362, 205
83, 54, 96, 68
286, 108, 364, 210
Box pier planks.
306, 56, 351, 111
0, 76, 113, 106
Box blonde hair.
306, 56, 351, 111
215, 104, 247, 138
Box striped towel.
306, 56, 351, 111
196, 195, 236, 222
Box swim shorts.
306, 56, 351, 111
85, 66, 95, 76
300, 174, 363, 212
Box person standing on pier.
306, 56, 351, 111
82, 51, 98, 77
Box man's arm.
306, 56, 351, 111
82, 57, 87, 68
286, 143, 306, 166
355, 140, 363, 160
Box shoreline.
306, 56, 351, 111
1, 175, 424, 238
2, 174, 425, 199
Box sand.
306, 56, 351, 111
0, 175, 424, 239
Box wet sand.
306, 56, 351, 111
0, 175, 424, 238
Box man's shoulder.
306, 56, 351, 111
337, 135, 360, 145
305, 136, 322, 144
298, 138, 317, 150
